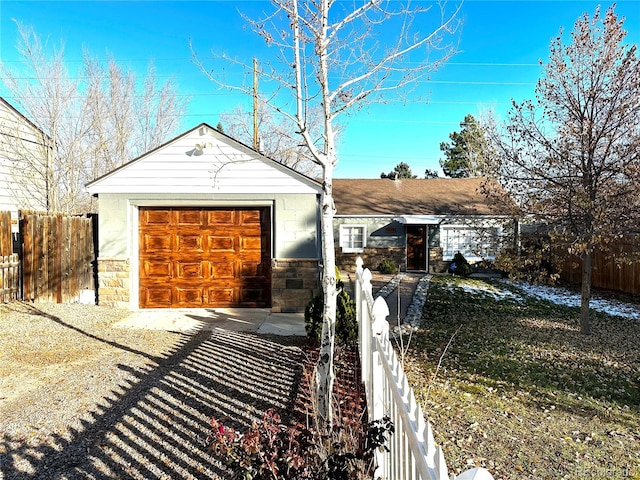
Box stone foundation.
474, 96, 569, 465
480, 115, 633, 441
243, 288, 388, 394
97, 258, 130, 308
428, 246, 450, 273
336, 247, 405, 273
271, 258, 320, 313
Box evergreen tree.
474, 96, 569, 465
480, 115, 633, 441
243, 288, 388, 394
380, 162, 417, 179
440, 114, 494, 178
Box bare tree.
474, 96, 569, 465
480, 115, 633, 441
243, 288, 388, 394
83, 55, 185, 183
1, 21, 186, 213
219, 99, 322, 176
195, 0, 460, 426
489, 5, 640, 335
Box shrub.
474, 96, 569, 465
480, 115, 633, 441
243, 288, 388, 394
449, 251, 472, 277
209, 409, 314, 479
305, 281, 357, 345
377, 259, 398, 274
208, 409, 394, 480
305, 268, 357, 345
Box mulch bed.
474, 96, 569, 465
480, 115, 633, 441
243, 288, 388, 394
290, 344, 367, 434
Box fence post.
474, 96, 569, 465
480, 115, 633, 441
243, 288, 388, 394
356, 257, 364, 368
371, 295, 390, 478
361, 267, 374, 417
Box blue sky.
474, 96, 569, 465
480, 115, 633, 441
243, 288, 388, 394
1, 0, 639, 178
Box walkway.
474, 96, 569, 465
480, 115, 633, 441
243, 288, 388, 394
341, 270, 431, 329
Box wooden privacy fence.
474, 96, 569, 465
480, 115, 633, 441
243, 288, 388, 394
0, 254, 20, 302
558, 236, 640, 296
355, 258, 494, 480
0, 210, 96, 303
0, 210, 12, 256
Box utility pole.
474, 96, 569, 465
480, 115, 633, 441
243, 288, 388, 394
253, 58, 259, 151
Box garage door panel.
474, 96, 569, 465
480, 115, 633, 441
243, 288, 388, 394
144, 209, 172, 225
175, 288, 204, 307
241, 210, 261, 224
238, 250, 263, 264
207, 210, 235, 225
139, 207, 271, 309
240, 287, 268, 305
208, 236, 235, 252
142, 260, 172, 278
175, 261, 205, 279
142, 234, 173, 252
211, 261, 235, 278
206, 288, 235, 305
177, 234, 203, 252
177, 210, 204, 225
240, 262, 258, 277
141, 286, 173, 307
240, 236, 262, 251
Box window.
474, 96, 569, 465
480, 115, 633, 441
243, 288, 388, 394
441, 226, 498, 261
340, 224, 366, 253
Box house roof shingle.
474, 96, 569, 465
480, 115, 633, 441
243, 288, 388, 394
333, 177, 499, 216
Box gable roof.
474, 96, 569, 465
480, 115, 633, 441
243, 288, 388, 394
86, 123, 321, 195
333, 178, 501, 216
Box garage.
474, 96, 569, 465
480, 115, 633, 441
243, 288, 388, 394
87, 123, 321, 312
139, 206, 271, 308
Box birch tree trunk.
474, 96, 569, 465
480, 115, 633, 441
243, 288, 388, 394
316, 163, 337, 426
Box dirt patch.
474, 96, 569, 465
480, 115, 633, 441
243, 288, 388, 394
0, 303, 181, 438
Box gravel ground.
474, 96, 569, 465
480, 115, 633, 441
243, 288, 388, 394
0, 302, 304, 480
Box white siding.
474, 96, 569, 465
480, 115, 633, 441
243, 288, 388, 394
0, 98, 49, 218
87, 125, 320, 195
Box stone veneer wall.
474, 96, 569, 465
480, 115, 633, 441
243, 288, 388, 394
335, 247, 405, 273
428, 246, 450, 273
271, 258, 320, 313
97, 258, 130, 308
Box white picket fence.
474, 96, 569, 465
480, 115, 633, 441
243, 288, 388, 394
355, 258, 495, 480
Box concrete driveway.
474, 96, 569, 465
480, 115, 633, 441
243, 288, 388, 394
114, 307, 307, 336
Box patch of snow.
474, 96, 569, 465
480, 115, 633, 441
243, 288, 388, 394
512, 281, 640, 321
447, 278, 522, 302
443, 277, 640, 321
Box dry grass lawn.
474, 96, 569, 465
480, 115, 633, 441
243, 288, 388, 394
405, 276, 640, 480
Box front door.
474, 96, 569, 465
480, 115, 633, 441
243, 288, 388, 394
406, 225, 427, 271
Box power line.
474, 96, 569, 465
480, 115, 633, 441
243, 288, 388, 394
0, 73, 537, 87
0, 58, 544, 68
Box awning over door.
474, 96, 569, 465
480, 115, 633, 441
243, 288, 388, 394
397, 215, 440, 225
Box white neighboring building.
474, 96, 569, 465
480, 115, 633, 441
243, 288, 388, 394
0, 96, 52, 230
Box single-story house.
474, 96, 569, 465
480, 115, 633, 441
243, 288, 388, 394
86, 123, 322, 312
332, 177, 515, 272
0, 96, 52, 231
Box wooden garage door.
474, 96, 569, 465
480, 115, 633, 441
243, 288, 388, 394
139, 207, 271, 308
